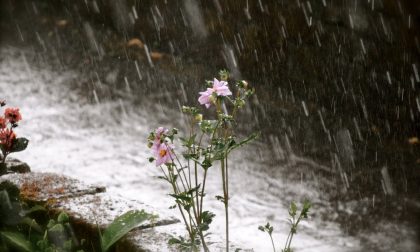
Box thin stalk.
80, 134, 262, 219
221, 158, 229, 252
283, 232, 291, 251
166, 144, 190, 192
1, 128, 13, 165
188, 170, 208, 251
225, 156, 229, 251
286, 217, 302, 250
286, 232, 294, 250
269, 234, 276, 252
199, 168, 208, 220
169, 173, 193, 240
194, 162, 200, 217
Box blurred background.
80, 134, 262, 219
0, 0, 419, 251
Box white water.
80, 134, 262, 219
0, 46, 368, 251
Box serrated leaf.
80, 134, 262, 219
289, 202, 297, 217
168, 205, 177, 209
227, 132, 260, 153
169, 193, 192, 202
215, 195, 225, 203
100, 210, 153, 252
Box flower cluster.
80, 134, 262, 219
0, 105, 21, 151
148, 127, 174, 166
0, 100, 28, 171
198, 78, 232, 108
147, 71, 258, 251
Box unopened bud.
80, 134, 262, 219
182, 106, 189, 113
195, 114, 203, 122
219, 70, 229, 81
239, 80, 248, 89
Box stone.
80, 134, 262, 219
0, 172, 106, 202
0, 172, 185, 251
48, 193, 179, 229
0, 158, 31, 175
6, 158, 31, 173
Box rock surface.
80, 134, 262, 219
1, 158, 31, 174
0, 172, 187, 252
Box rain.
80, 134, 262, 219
0, 0, 419, 251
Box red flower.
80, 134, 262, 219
4, 108, 22, 123
0, 128, 16, 149
0, 117, 6, 129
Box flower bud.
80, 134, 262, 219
195, 114, 203, 122
219, 69, 229, 81
182, 106, 190, 113
238, 80, 248, 89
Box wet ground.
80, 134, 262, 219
1, 0, 419, 251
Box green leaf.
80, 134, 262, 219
169, 193, 192, 203
227, 132, 260, 153
201, 158, 212, 169
48, 223, 64, 233
186, 185, 201, 195
10, 138, 29, 153
199, 211, 215, 231
22, 204, 46, 215
57, 212, 69, 223
182, 153, 199, 160
21, 217, 43, 233
168, 205, 177, 209
301, 200, 311, 219
180, 134, 196, 148
215, 195, 225, 203
100, 210, 153, 252
1, 231, 33, 252
289, 202, 297, 218
168, 237, 183, 245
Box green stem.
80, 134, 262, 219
199, 168, 208, 220
269, 234, 276, 252
169, 173, 193, 240
194, 162, 200, 217
283, 232, 291, 251
221, 158, 229, 252
286, 231, 294, 250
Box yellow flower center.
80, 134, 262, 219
159, 149, 167, 157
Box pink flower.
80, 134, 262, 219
212, 78, 232, 96
198, 89, 214, 108
0, 117, 6, 129
4, 108, 22, 123
154, 143, 174, 166
155, 127, 168, 138
198, 78, 232, 108
152, 127, 169, 151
